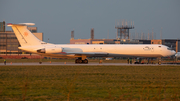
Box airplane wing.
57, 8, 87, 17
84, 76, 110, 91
64, 52, 142, 57
65, 52, 109, 57
56, 47, 110, 57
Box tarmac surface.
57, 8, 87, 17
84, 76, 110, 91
0, 62, 179, 66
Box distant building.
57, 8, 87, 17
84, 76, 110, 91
70, 39, 143, 44
0, 21, 5, 32
138, 40, 151, 44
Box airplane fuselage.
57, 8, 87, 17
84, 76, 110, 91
19, 44, 175, 58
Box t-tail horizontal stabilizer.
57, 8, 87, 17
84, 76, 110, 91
7, 23, 35, 26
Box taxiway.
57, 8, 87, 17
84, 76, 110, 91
0, 62, 178, 66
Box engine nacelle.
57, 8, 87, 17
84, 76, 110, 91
37, 46, 62, 53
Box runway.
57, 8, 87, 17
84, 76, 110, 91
0, 62, 178, 66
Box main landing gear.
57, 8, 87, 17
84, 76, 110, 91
157, 57, 162, 65
75, 58, 88, 64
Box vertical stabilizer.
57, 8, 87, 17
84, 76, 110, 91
7, 23, 44, 46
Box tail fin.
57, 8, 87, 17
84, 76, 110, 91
7, 23, 44, 46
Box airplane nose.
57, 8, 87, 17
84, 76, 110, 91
171, 50, 176, 55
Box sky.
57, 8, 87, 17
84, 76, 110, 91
0, 0, 180, 44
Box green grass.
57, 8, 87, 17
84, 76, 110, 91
0, 65, 180, 100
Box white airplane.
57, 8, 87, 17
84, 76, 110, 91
7, 23, 176, 64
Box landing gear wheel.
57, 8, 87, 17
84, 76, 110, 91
78, 59, 82, 63
75, 59, 78, 63
75, 59, 83, 64
83, 59, 88, 64
158, 57, 161, 65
